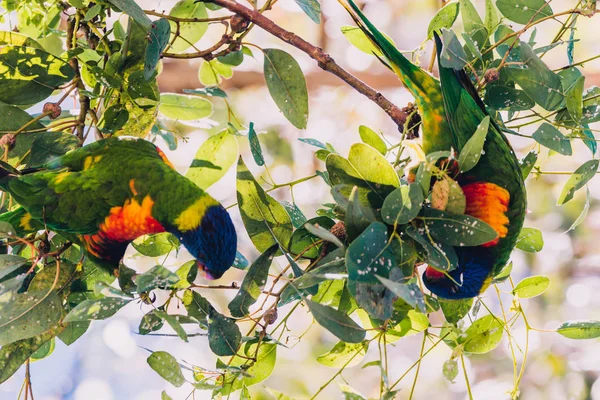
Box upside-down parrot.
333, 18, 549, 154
340, 0, 527, 299
0, 137, 237, 279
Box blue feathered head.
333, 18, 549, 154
177, 204, 237, 280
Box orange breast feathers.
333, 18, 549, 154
82, 195, 165, 258
462, 182, 510, 247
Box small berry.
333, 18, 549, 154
484, 68, 500, 83
263, 308, 278, 325
43, 102, 62, 119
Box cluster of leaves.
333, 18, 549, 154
0, 0, 599, 399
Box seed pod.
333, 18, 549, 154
484, 68, 500, 83
0, 133, 16, 151
230, 15, 250, 33
43, 102, 62, 119
263, 308, 278, 325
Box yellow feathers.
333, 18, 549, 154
174, 196, 218, 232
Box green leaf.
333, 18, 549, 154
293, 0, 321, 23
58, 321, 90, 346
440, 298, 473, 324
567, 188, 590, 233
565, 76, 585, 121
304, 223, 344, 248
0, 31, 42, 48
248, 122, 265, 166
0, 46, 74, 106
340, 26, 393, 57
0, 254, 27, 281
507, 43, 564, 111
495, 0, 553, 25
63, 297, 131, 322
219, 50, 244, 66
440, 28, 468, 69
427, 2, 460, 39
458, 116, 489, 173
139, 310, 165, 335
30, 337, 55, 361
327, 143, 400, 205
316, 341, 368, 368
443, 359, 459, 382
198, 59, 232, 86
405, 226, 458, 272
461, 314, 504, 354
484, 0, 500, 33
306, 300, 366, 343
218, 342, 277, 394
147, 351, 185, 387
168, 0, 208, 53
281, 201, 308, 228
358, 125, 387, 155
519, 150, 538, 179
557, 160, 599, 205
132, 233, 179, 257
159, 93, 213, 120
288, 216, 334, 258
162, 391, 173, 400
492, 262, 513, 283
237, 157, 293, 252
515, 227, 543, 252
557, 320, 600, 339
376, 276, 426, 313
263, 48, 309, 129
345, 186, 375, 242
136, 265, 181, 292
0, 326, 62, 384
460, 0, 484, 33
512, 275, 549, 298
208, 311, 241, 356
228, 245, 277, 318
29, 132, 79, 167
107, 0, 152, 28
186, 131, 239, 190
183, 87, 227, 98
422, 208, 498, 247
144, 18, 171, 79
486, 85, 535, 111
381, 184, 424, 226
532, 123, 572, 155
154, 311, 188, 342
0, 290, 63, 346
387, 310, 430, 339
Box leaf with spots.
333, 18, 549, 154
306, 300, 366, 343
515, 227, 543, 252
405, 225, 458, 273
427, 2, 460, 40
421, 208, 498, 247
229, 245, 277, 318
237, 157, 293, 252
512, 275, 549, 298
144, 18, 170, 79
496, 0, 553, 25
63, 297, 131, 322
557, 320, 600, 339
381, 184, 424, 226
208, 311, 241, 356
135, 265, 181, 293
263, 48, 309, 129
316, 341, 368, 367
0, 290, 63, 346
132, 233, 179, 257
458, 116, 489, 173
557, 159, 599, 205
459, 314, 504, 354
147, 351, 185, 387
186, 130, 239, 191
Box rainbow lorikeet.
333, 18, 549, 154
0, 137, 237, 279
341, 1, 527, 299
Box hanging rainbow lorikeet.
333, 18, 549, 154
340, 0, 527, 299
0, 137, 237, 280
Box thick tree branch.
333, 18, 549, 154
207, 0, 408, 129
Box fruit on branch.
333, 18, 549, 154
484, 68, 500, 83
230, 14, 250, 33
43, 102, 62, 119
0, 137, 237, 279
341, 0, 527, 299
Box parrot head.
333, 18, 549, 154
177, 204, 237, 280
422, 248, 493, 300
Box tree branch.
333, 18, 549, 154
207, 0, 408, 129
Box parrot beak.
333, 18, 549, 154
196, 260, 216, 280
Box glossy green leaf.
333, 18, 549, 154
168, 0, 208, 53
460, 0, 484, 33
208, 312, 241, 356
487, 85, 535, 111
376, 276, 426, 313
0, 31, 42, 48
159, 93, 213, 120
306, 300, 366, 343
136, 265, 181, 292
218, 342, 277, 394
263, 48, 309, 129
108, 0, 152, 27
381, 184, 424, 226
229, 245, 277, 318
139, 310, 165, 335
440, 298, 473, 324
492, 262, 513, 283
443, 359, 459, 382
532, 123, 572, 155
484, 0, 500, 32
144, 18, 170, 79
237, 157, 293, 252
557, 320, 600, 339
512, 275, 549, 298
0, 290, 63, 346
405, 226, 458, 272
345, 186, 375, 241
422, 208, 498, 247
567, 188, 590, 233
183, 87, 227, 98
557, 160, 599, 205
248, 122, 265, 166
519, 150, 538, 179
496, 0, 553, 24
293, 0, 321, 23
186, 131, 238, 190
458, 116, 489, 173
147, 351, 185, 387
358, 125, 387, 155
515, 227, 543, 252
316, 341, 368, 368
340, 26, 395, 57
304, 222, 344, 248
0, 46, 74, 106
63, 297, 131, 322
461, 314, 504, 354
132, 233, 179, 257
427, 2, 460, 39
440, 28, 468, 69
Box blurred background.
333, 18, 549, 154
2, 0, 600, 399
